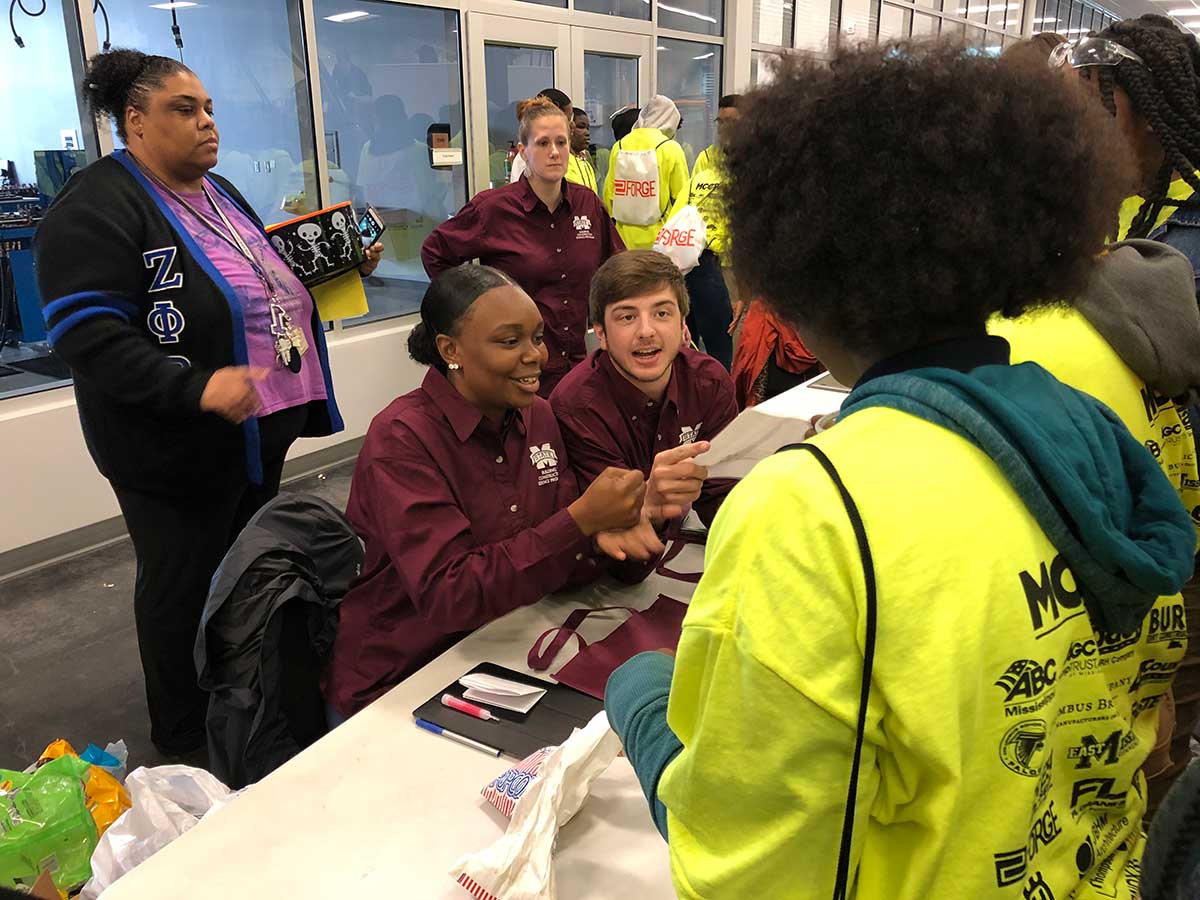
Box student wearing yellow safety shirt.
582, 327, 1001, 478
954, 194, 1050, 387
988, 239, 1200, 809
568, 107, 599, 195
605, 43, 1196, 900
663, 94, 740, 370
602, 95, 689, 251
1060, 17, 1200, 816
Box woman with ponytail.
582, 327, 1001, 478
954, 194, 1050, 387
324, 264, 646, 722
421, 97, 624, 396
33, 49, 384, 756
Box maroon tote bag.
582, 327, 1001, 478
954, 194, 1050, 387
527, 594, 688, 699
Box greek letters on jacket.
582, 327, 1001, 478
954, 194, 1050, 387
34, 152, 342, 492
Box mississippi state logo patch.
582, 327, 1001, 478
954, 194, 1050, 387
529, 443, 560, 485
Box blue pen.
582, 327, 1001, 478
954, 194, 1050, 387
415, 717, 502, 757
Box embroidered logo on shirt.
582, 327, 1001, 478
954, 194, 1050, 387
678, 423, 701, 445
147, 300, 186, 344
529, 443, 561, 486
573, 215, 594, 240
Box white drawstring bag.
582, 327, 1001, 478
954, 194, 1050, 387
610, 139, 667, 227
652, 204, 707, 274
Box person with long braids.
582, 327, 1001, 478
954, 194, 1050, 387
1061, 17, 1200, 241
1053, 17, 1200, 816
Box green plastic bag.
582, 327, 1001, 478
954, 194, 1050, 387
0, 754, 98, 891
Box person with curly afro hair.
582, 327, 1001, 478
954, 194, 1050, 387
604, 40, 1197, 900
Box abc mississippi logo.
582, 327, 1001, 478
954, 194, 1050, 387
996, 659, 1057, 718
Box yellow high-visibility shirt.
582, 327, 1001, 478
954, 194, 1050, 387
566, 153, 598, 194
992, 308, 1200, 535
660, 406, 1181, 899
669, 146, 729, 261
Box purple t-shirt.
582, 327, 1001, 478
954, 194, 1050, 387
154, 182, 327, 416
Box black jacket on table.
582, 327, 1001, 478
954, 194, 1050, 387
34, 149, 343, 495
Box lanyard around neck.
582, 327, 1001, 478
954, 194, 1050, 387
131, 153, 266, 279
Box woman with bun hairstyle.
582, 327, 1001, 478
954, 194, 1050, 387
422, 96, 624, 396
324, 264, 646, 721
33, 50, 382, 756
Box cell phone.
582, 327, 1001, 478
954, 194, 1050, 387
357, 206, 386, 247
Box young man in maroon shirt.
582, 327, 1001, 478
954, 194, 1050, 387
550, 250, 738, 565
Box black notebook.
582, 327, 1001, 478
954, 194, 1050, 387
412, 662, 604, 760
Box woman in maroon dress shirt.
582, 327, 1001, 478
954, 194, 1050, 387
421, 97, 625, 396
324, 264, 646, 720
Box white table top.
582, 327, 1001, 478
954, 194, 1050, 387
102, 378, 837, 900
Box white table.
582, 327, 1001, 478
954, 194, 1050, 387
102, 376, 843, 900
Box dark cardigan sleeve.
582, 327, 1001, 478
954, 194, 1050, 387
35, 168, 214, 415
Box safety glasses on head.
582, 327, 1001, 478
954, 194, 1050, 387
1048, 37, 1145, 70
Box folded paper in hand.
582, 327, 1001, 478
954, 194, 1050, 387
694, 406, 818, 480
460, 673, 547, 714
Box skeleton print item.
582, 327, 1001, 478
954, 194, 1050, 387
295, 222, 332, 277
265, 201, 365, 288
329, 210, 358, 263
270, 234, 298, 269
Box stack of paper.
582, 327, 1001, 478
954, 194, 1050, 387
459, 673, 547, 714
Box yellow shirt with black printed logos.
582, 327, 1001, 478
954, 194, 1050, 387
991, 308, 1200, 537
659, 407, 1185, 900
668, 155, 730, 262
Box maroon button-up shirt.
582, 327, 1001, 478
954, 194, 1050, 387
420, 178, 624, 395
325, 369, 598, 717
550, 347, 739, 527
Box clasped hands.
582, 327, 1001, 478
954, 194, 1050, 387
595, 441, 710, 562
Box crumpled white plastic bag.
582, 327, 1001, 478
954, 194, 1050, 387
450, 712, 623, 900
79, 765, 236, 900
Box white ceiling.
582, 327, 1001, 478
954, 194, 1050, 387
1101, 0, 1200, 32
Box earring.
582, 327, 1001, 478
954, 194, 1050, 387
447, 363, 461, 371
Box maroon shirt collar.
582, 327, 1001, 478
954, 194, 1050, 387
517, 174, 574, 215
420, 367, 528, 443
595, 349, 681, 420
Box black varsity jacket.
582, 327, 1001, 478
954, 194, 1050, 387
34, 149, 343, 494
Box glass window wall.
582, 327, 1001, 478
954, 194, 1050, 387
314, 0, 468, 325
754, 0, 795, 47
655, 38, 722, 170
107, 0, 319, 228
0, 1, 86, 399
658, 0, 723, 38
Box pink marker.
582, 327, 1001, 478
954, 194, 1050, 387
442, 693, 496, 721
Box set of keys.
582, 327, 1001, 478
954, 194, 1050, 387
271, 301, 309, 373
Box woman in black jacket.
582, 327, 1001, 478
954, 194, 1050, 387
34, 49, 381, 756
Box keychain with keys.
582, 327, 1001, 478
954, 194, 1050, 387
270, 300, 305, 373
129, 156, 316, 376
